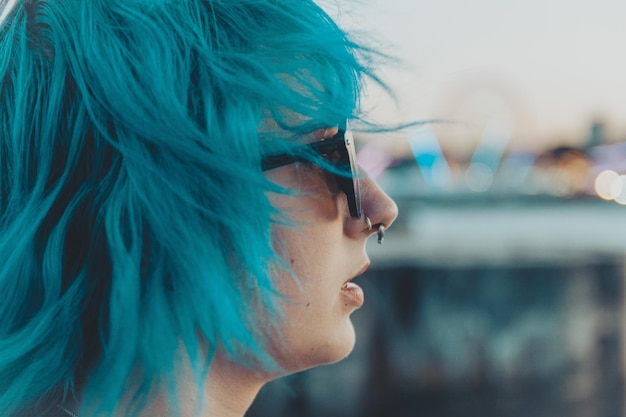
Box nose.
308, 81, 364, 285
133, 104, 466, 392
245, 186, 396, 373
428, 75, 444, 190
346, 168, 398, 239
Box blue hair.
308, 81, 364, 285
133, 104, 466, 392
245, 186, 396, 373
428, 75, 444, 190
0, 0, 376, 415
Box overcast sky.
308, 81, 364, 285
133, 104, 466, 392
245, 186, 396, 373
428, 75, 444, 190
327, 0, 626, 151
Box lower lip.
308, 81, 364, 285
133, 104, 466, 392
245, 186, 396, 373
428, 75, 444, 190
341, 282, 364, 307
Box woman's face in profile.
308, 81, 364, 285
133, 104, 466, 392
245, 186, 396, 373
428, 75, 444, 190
264, 126, 398, 372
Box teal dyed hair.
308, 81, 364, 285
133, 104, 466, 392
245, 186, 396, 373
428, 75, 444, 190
0, 0, 375, 415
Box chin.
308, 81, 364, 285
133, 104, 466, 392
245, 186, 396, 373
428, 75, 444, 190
283, 318, 358, 373
324, 320, 357, 364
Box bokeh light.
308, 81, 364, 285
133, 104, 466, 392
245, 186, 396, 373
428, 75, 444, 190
614, 175, 626, 205
594, 170, 620, 200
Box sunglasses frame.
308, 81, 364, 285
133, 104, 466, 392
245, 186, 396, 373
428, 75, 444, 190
261, 121, 362, 219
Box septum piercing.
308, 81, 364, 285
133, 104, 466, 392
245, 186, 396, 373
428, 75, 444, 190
377, 224, 385, 244
365, 215, 385, 244
365, 215, 372, 231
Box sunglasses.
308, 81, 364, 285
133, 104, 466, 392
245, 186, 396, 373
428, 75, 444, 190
261, 121, 362, 219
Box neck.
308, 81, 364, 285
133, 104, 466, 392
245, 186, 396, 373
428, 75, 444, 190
137, 355, 269, 417
201, 356, 268, 417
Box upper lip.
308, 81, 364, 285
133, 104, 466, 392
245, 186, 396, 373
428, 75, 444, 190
358, 262, 371, 276
345, 261, 370, 284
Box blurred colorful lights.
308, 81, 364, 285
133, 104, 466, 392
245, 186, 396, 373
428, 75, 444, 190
594, 170, 626, 204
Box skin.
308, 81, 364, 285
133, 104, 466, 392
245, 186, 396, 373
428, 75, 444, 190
65, 128, 398, 417
198, 126, 398, 417
264, 127, 398, 371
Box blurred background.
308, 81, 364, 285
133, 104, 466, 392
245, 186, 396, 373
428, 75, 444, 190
248, 0, 626, 416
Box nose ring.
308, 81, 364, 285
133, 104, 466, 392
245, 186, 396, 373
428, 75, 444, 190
377, 224, 385, 244
364, 215, 372, 231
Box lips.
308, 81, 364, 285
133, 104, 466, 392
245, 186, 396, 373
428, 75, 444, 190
340, 262, 369, 308
341, 281, 364, 307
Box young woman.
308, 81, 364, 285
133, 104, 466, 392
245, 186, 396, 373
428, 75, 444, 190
0, 0, 398, 416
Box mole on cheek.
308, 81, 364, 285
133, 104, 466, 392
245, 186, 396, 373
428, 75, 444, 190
290, 259, 295, 265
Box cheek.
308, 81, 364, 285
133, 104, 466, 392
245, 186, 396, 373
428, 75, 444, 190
265, 165, 341, 224
267, 225, 356, 371
266, 183, 343, 298
263, 168, 356, 371
270, 225, 323, 296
